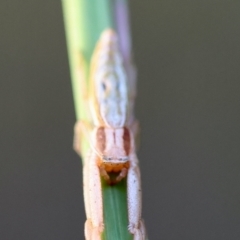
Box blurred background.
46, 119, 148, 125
1, 1, 240, 239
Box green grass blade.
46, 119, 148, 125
61, 1, 134, 239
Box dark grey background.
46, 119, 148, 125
1, 1, 240, 240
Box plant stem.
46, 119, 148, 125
62, 1, 133, 239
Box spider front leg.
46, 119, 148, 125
73, 120, 82, 156
127, 153, 147, 240
83, 150, 104, 240
73, 120, 93, 157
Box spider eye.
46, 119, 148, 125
116, 82, 120, 91
103, 156, 112, 161
102, 82, 107, 91
118, 157, 128, 162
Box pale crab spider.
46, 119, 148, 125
74, 29, 146, 240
